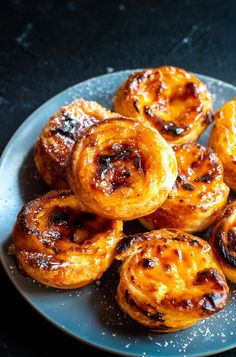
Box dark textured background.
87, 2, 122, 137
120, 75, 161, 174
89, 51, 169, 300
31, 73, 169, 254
1, 0, 236, 356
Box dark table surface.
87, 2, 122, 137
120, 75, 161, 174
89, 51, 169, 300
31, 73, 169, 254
1, 0, 236, 356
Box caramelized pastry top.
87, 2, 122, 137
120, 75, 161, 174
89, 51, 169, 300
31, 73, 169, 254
67, 117, 177, 220
114, 66, 213, 144
140, 143, 229, 233
34, 98, 117, 188
116, 229, 229, 331
12, 190, 123, 288
211, 200, 236, 283
209, 98, 236, 191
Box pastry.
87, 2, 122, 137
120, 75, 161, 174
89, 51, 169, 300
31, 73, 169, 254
34, 98, 117, 188
114, 66, 213, 144
12, 190, 123, 288
67, 117, 177, 220
209, 98, 236, 191
210, 201, 236, 283
140, 143, 229, 233
116, 229, 229, 331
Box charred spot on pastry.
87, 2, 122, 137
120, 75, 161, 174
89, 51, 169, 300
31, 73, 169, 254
72, 216, 84, 230
162, 243, 170, 249
146, 310, 164, 321
52, 115, 79, 141
190, 238, 200, 246
199, 292, 225, 313
195, 173, 214, 183
180, 299, 194, 309
116, 237, 135, 254
110, 167, 132, 191
133, 100, 140, 113
125, 289, 131, 303
193, 268, 225, 288
194, 269, 214, 285
202, 111, 214, 125
144, 106, 186, 136
185, 82, 199, 98
163, 123, 186, 136
98, 145, 135, 166
218, 241, 236, 267
51, 211, 69, 226
135, 73, 146, 84
215, 223, 224, 242
223, 206, 235, 219
141, 258, 155, 269
156, 245, 163, 254
215, 225, 236, 267
116, 235, 148, 254
176, 175, 185, 182
191, 160, 200, 169
173, 248, 183, 258
53, 247, 61, 254
95, 144, 144, 192
195, 143, 202, 149
134, 71, 151, 86
181, 183, 195, 191
162, 263, 171, 272
80, 212, 96, 221
227, 229, 236, 252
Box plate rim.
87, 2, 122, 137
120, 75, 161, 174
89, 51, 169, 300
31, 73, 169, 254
1, 69, 236, 357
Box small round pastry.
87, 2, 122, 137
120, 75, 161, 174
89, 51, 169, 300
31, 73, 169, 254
210, 201, 236, 283
116, 229, 229, 332
67, 117, 177, 220
140, 143, 229, 233
34, 98, 117, 189
114, 66, 213, 144
209, 98, 236, 191
12, 190, 123, 289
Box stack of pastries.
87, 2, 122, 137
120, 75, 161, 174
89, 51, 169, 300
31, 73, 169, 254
12, 66, 236, 332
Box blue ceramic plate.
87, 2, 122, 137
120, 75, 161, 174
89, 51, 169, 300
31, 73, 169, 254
0, 70, 236, 357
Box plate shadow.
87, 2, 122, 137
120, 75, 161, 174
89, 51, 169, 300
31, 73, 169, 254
18, 147, 48, 203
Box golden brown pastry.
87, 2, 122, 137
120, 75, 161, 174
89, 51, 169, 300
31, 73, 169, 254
67, 117, 177, 220
116, 229, 229, 332
210, 201, 236, 283
114, 66, 213, 144
209, 98, 236, 191
140, 143, 229, 233
34, 98, 117, 189
12, 190, 123, 289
